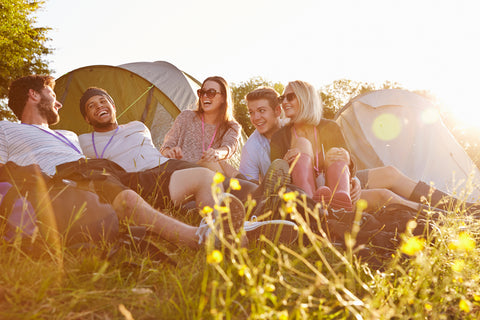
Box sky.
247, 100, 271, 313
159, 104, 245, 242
36, 0, 480, 126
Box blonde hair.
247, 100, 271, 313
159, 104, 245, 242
287, 80, 322, 126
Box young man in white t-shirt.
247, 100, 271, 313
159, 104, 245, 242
1, 75, 249, 248
77, 87, 299, 244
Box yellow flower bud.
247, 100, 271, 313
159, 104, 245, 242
213, 172, 225, 184
229, 178, 241, 190
207, 250, 223, 264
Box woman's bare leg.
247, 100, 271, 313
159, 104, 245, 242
169, 167, 219, 208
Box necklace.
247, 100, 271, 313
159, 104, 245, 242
91, 126, 119, 159
25, 124, 82, 154
201, 115, 219, 153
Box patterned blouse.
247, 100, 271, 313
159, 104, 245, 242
160, 110, 241, 163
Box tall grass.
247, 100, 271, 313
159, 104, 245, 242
1, 177, 480, 319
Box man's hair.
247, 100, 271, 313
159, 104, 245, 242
79, 87, 115, 118
287, 80, 322, 125
245, 87, 280, 110
8, 75, 55, 120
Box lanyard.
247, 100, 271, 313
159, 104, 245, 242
25, 124, 82, 154
292, 126, 322, 174
201, 115, 219, 153
91, 126, 119, 159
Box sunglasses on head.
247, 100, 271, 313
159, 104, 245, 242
278, 92, 296, 103
197, 88, 223, 99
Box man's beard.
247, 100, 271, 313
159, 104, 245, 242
38, 95, 59, 125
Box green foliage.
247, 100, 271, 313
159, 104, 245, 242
319, 79, 404, 119
0, 0, 52, 120
231, 77, 284, 136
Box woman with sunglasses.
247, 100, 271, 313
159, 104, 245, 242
270, 80, 357, 211
271, 80, 432, 213
160, 76, 242, 176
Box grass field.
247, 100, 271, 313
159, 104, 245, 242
1, 180, 480, 319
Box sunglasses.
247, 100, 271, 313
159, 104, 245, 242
197, 88, 223, 99
278, 92, 297, 103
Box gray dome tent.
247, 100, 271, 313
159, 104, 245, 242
335, 89, 480, 201
53, 61, 201, 148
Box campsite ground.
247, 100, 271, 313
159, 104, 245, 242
2, 187, 480, 319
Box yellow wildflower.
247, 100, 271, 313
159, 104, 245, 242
452, 259, 465, 273
213, 172, 225, 184
238, 265, 247, 277
278, 311, 289, 320
201, 206, 213, 215
229, 178, 241, 190
207, 250, 223, 264
400, 236, 425, 256
356, 199, 368, 212
283, 192, 296, 202
449, 232, 476, 252
459, 299, 471, 313
424, 303, 432, 311
264, 283, 275, 292
214, 204, 229, 214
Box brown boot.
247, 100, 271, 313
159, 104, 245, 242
290, 153, 316, 198
326, 160, 352, 211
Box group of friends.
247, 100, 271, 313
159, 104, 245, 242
1, 74, 478, 252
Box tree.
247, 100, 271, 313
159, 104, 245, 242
319, 79, 404, 119
230, 77, 284, 136
0, 0, 52, 120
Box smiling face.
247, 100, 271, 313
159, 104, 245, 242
84, 95, 117, 131
248, 98, 281, 139
199, 80, 224, 115
280, 85, 300, 121
37, 86, 62, 125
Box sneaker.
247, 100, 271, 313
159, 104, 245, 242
263, 159, 291, 198
196, 193, 246, 247
244, 216, 298, 246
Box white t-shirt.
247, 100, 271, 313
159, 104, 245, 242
79, 121, 169, 172
238, 129, 272, 182
0, 120, 84, 176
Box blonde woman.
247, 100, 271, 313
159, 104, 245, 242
270, 80, 356, 210
271, 80, 436, 213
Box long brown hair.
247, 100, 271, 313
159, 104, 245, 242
196, 76, 236, 141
